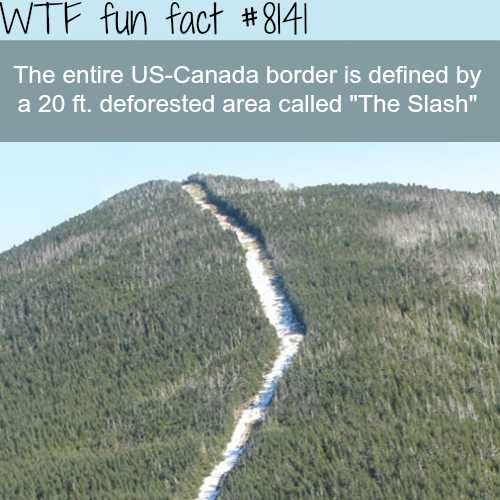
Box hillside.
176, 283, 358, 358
191, 175, 500, 499
2, 175, 499, 500
0, 181, 278, 499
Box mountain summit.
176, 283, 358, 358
1, 177, 498, 499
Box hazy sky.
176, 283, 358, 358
1, 143, 499, 252
1, 0, 499, 251
1, 0, 499, 40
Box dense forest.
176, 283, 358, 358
190, 174, 500, 499
0, 181, 278, 499
2, 175, 499, 499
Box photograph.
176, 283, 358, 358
0, 1, 499, 499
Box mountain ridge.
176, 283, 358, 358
1, 176, 498, 499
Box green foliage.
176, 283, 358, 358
0, 181, 277, 499
3, 175, 499, 499
194, 176, 500, 500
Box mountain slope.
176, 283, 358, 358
0, 181, 277, 499
192, 175, 500, 499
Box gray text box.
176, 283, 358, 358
0, 41, 499, 141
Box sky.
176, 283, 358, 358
0, 0, 499, 251
1, 0, 499, 40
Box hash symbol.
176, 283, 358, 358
242, 6, 258, 27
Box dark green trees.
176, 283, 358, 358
0, 181, 277, 499
192, 175, 499, 500
2, 175, 498, 499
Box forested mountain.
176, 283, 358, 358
190, 175, 500, 499
2, 175, 499, 500
0, 181, 277, 499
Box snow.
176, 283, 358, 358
183, 184, 304, 500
